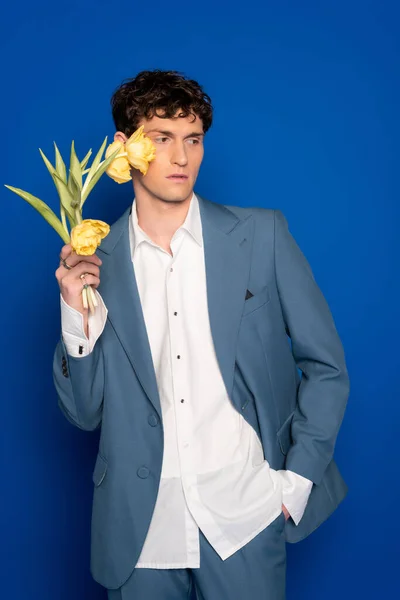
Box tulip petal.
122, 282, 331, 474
127, 125, 144, 144
4, 185, 70, 244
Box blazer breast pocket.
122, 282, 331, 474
242, 285, 271, 317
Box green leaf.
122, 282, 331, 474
54, 142, 67, 184
80, 136, 108, 207
39, 147, 56, 178
81, 143, 121, 206
66, 213, 76, 231
4, 184, 70, 244
68, 171, 81, 209
60, 202, 69, 236
80, 149, 92, 171
52, 172, 77, 222
69, 140, 82, 190
39, 148, 75, 220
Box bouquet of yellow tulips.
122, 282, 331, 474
4, 126, 156, 314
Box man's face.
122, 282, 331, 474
115, 109, 204, 204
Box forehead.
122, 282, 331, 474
140, 110, 204, 133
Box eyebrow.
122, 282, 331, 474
145, 129, 204, 138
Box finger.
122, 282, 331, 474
59, 251, 102, 270
79, 274, 100, 289
73, 262, 101, 279
56, 260, 100, 285
59, 244, 73, 261
58, 273, 100, 297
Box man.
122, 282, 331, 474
53, 69, 350, 599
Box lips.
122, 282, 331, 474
167, 175, 188, 179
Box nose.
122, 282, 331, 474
170, 140, 188, 167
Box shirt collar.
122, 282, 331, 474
129, 192, 203, 259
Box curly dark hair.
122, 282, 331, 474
110, 69, 213, 138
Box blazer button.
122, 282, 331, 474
148, 414, 158, 427
137, 466, 150, 479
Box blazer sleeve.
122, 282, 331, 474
273, 209, 350, 485
53, 334, 105, 431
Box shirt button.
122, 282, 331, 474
137, 466, 150, 479
180, 399, 185, 403
174, 312, 178, 316
170, 267, 174, 272
177, 355, 181, 359
148, 414, 158, 427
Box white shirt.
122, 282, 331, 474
60, 193, 313, 568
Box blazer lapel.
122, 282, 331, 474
198, 194, 254, 402
96, 194, 254, 419
97, 206, 162, 420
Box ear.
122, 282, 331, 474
114, 131, 127, 144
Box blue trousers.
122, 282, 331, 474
107, 511, 287, 600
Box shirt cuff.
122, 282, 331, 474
60, 291, 108, 358
278, 469, 313, 526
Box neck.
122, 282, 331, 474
133, 186, 193, 251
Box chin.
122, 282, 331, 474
162, 195, 191, 204
159, 189, 193, 203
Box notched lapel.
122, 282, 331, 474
97, 207, 162, 420
198, 195, 255, 404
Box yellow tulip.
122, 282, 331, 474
71, 219, 110, 255
125, 125, 156, 176
105, 141, 132, 183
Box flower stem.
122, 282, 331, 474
82, 286, 88, 310
75, 208, 82, 225
87, 286, 95, 314
88, 285, 98, 308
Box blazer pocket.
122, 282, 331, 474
242, 285, 271, 317
92, 452, 108, 487
276, 411, 295, 455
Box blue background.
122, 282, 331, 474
1, 1, 398, 598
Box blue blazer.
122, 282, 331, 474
53, 194, 350, 590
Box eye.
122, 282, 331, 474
155, 136, 169, 143
187, 138, 200, 145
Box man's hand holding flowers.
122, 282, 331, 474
4, 126, 156, 316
